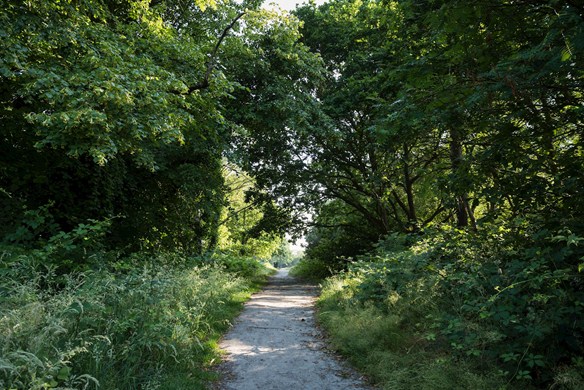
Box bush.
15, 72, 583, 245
2, 217, 114, 276
318, 274, 507, 390
211, 252, 275, 280
316, 222, 584, 389
289, 257, 334, 281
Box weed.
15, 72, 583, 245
315, 223, 584, 389
0, 249, 270, 389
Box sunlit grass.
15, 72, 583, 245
317, 274, 509, 390
0, 250, 272, 389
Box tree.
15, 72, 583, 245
217, 163, 287, 259
0, 0, 314, 258
291, 0, 583, 262
304, 199, 379, 268
293, 0, 447, 235
392, 0, 584, 230
221, 6, 328, 231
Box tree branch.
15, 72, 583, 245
182, 11, 246, 94
422, 203, 445, 227
391, 189, 409, 216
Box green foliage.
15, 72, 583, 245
0, 0, 223, 166
270, 241, 295, 268
417, 223, 584, 377
2, 0, 583, 387
2, 204, 60, 246
1, 0, 311, 258
317, 222, 584, 388
0, 0, 234, 255
0, 249, 270, 389
289, 257, 333, 282
318, 274, 508, 390
292, 2, 584, 385
216, 164, 287, 260
301, 200, 380, 273
274, 0, 584, 247
224, 7, 328, 225
2, 217, 113, 275
210, 252, 275, 281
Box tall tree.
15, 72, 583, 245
293, 0, 447, 234
0, 0, 319, 257
291, 0, 583, 261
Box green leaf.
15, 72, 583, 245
57, 366, 71, 380
561, 47, 571, 62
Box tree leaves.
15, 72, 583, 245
1, 0, 229, 168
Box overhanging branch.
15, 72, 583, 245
180, 11, 246, 94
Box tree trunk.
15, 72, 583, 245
449, 129, 475, 228
402, 144, 418, 231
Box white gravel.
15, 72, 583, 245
216, 268, 370, 390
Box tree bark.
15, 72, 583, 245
402, 144, 418, 231
450, 128, 473, 228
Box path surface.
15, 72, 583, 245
216, 269, 369, 390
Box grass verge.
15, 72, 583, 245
317, 274, 509, 390
0, 250, 273, 389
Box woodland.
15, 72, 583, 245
0, 0, 583, 389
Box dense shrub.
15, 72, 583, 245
210, 252, 275, 280
317, 223, 584, 389
318, 287, 506, 390
289, 257, 335, 281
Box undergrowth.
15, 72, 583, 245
0, 248, 272, 389
318, 276, 508, 390
315, 224, 584, 389
289, 257, 332, 281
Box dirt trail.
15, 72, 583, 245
216, 268, 369, 390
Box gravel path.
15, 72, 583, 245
216, 268, 369, 390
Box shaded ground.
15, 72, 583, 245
215, 269, 369, 390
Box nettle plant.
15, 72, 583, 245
423, 225, 584, 384
344, 223, 584, 386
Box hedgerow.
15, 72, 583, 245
315, 222, 584, 389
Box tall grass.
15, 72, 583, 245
0, 249, 270, 389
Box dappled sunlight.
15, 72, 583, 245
2, 0, 582, 388
219, 272, 368, 389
